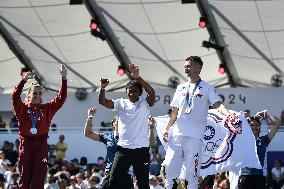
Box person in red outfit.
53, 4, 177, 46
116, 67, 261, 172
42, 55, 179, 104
11, 64, 68, 189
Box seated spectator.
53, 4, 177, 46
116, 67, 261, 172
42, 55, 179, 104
56, 173, 69, 189
97, 157, 104, 166
271, 160, 284, 189
212, 172, 230, 189
5, 142, 18, 166
4, 161, 15, 186
8, 116, 18, 132
67, 175, 80, 189
0, 115, 7, 133
91, 167, 103, 182
69, 159, 80, 176
14, 139, 19, 155
7, 172, 19, 189
87, 175, 100, 189
44, 173, 59, 189
84, 167, 92, 182
48, 154, 58, 169
0, 150, 8, 188
199, 175, 214, 189
75, 172, 88, 189
79, 156, 88, 170
217, 178, 230, 189
55, 164, 70, 179
1, 141, 10, 154
48, 144, 57, 157
149, 175, 163, 189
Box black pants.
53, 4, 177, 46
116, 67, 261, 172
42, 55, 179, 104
238, 175, 267, 189
100, 174, 132, 189
108, 146, 150, 189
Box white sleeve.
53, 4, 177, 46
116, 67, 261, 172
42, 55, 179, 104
170, 86, 180, 108
113, 98, 121, 111
208, 85, 221, 106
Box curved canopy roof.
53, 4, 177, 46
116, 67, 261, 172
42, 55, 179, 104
0, 0, 283, 93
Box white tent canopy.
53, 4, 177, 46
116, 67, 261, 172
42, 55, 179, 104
0, 0, 283, 94
206, 0, 284, 87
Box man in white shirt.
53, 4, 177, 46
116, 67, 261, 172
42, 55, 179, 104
271, 160, 284, 188
44, 174, 59, 189
162, 56, 235, 189
98, 63, 155, 189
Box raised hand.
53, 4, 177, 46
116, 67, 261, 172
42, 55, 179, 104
100, 78, 109, 89
60, 64, 67, 77
254, 110, 267, 120
128, 64, 139, 79
22, 70, 35, 81
162, 130, 169, 142
148, 116, 156, 127
88, 107, 97, 117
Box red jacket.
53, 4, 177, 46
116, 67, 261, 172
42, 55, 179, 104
11, 79, 67, 137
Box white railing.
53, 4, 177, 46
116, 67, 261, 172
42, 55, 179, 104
0, 126, 114, 134
1, 126, 284, 134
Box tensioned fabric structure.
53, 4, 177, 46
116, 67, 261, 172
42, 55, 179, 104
0, 0, 283, 94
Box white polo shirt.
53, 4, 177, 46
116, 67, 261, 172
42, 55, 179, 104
171, 80, 220, 140
113, 97, 150, 149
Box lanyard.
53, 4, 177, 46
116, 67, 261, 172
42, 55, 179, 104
28, 108, 39, 130
185, 79, 201, 108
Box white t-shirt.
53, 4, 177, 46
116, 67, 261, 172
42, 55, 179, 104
171, 80, 220, 140
113, 97, 150, 149
272, 167, 284, 178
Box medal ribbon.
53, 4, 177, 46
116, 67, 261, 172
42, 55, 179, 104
28, 108, 39, 132
185, 79, 202, 109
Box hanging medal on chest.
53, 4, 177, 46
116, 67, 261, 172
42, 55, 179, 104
28, 108, 40, 135
184, 80, 201, 115
185, 106, 192, 114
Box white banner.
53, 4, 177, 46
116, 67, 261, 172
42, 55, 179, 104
155, 109, 262, 176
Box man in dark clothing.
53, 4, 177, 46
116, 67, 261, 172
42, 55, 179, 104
238, 111, 280, 189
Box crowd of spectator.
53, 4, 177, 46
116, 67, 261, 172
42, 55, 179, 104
1, 136, 282, 189
0, 115, 19, 134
